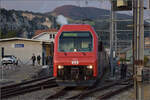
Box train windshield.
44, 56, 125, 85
59, 31, 93, 52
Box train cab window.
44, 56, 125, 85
58, 31, 93, 52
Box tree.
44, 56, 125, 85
1, 30, 17, 39
144, 56, 149, 66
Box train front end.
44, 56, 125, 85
53, 24, 98, 86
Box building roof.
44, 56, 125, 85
34, 29, 57, 37
0, 37, 51, 43
119, 47, 132, 53
120, 47, 150, 56
33, 29, 58, 39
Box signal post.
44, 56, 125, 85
111, 0, 144, 100
133, 0, 144, 100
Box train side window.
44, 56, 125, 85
98, 41, 103, 52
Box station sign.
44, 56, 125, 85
14, 44, 24, 48
112, 0, 132, 11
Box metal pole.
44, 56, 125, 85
133, 0, 144, 100
110, 0, 115, 77
133, 0, 138, 99
114, 13, 117, 57
138, 0, 144, 100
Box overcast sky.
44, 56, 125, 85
1, 0, 149, 20
0, 0, 110, 13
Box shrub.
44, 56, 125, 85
144, 56, 149, 66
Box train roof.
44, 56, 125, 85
59, 24, 95, 32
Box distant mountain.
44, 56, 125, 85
1, 5, 149, 40
48, 5, 150, 31
0, 8, 57, 38
48, 5, 150, 48
46, 5, 136, 32
47, 5, 131, 20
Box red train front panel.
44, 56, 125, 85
53, 24, 99, 86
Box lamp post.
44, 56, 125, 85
110, 0, 116, 77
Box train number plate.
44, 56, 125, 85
72, 60, 79, 65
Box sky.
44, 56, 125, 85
0, 0, 149, 20
0, 0, 110, 13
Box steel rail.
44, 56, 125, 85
67, 78, 133, 99
98, 83, 133, 100
2, 79, 55, 94
1, 77, 57, 99
45, 87, 75, 100
1, 76, 53, 90
2, 83, 57, 98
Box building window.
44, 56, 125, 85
14, 44, 24, 48
53, 34, 55, 38
50, 34, 52, 39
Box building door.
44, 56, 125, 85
45, 44, 51, 65
42, 45, 46, 65
1, 47, 4, 58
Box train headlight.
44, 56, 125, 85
58, 65, 64, 69
87, 65, 93, 69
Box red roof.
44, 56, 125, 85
34, 29, 58, 37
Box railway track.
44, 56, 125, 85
45, 78, 133, 100
45, 87, 76, 100
68, 78, 133, 100
97, 83, 133, 100
1, 76, 57, 99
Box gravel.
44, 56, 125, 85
1, 64, 150, 100
0, 64, 52, 86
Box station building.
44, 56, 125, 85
33, 29, 57, 41
32, 29, 57, 59
0, 38, 51, 65
0, 29, 58, 65
119, 47, 150, 65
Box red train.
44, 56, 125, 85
53, 24, 109, 86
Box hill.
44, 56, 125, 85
0, 8, 57, 38
48, 5, 131, 20
48, 5, 150, 48
48, 5, 149, 32
1, 5, 149, 40
47, 5, 135, 32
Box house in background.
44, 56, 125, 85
32, 29, 58, 65
0, 29, 58, 66
145, 37, 150, 49
0, 38, 51, 65
32, 29, 57, 42
118, 47, 150, 64
118, 37, 150, 63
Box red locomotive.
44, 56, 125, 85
53, 24, 109, 86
